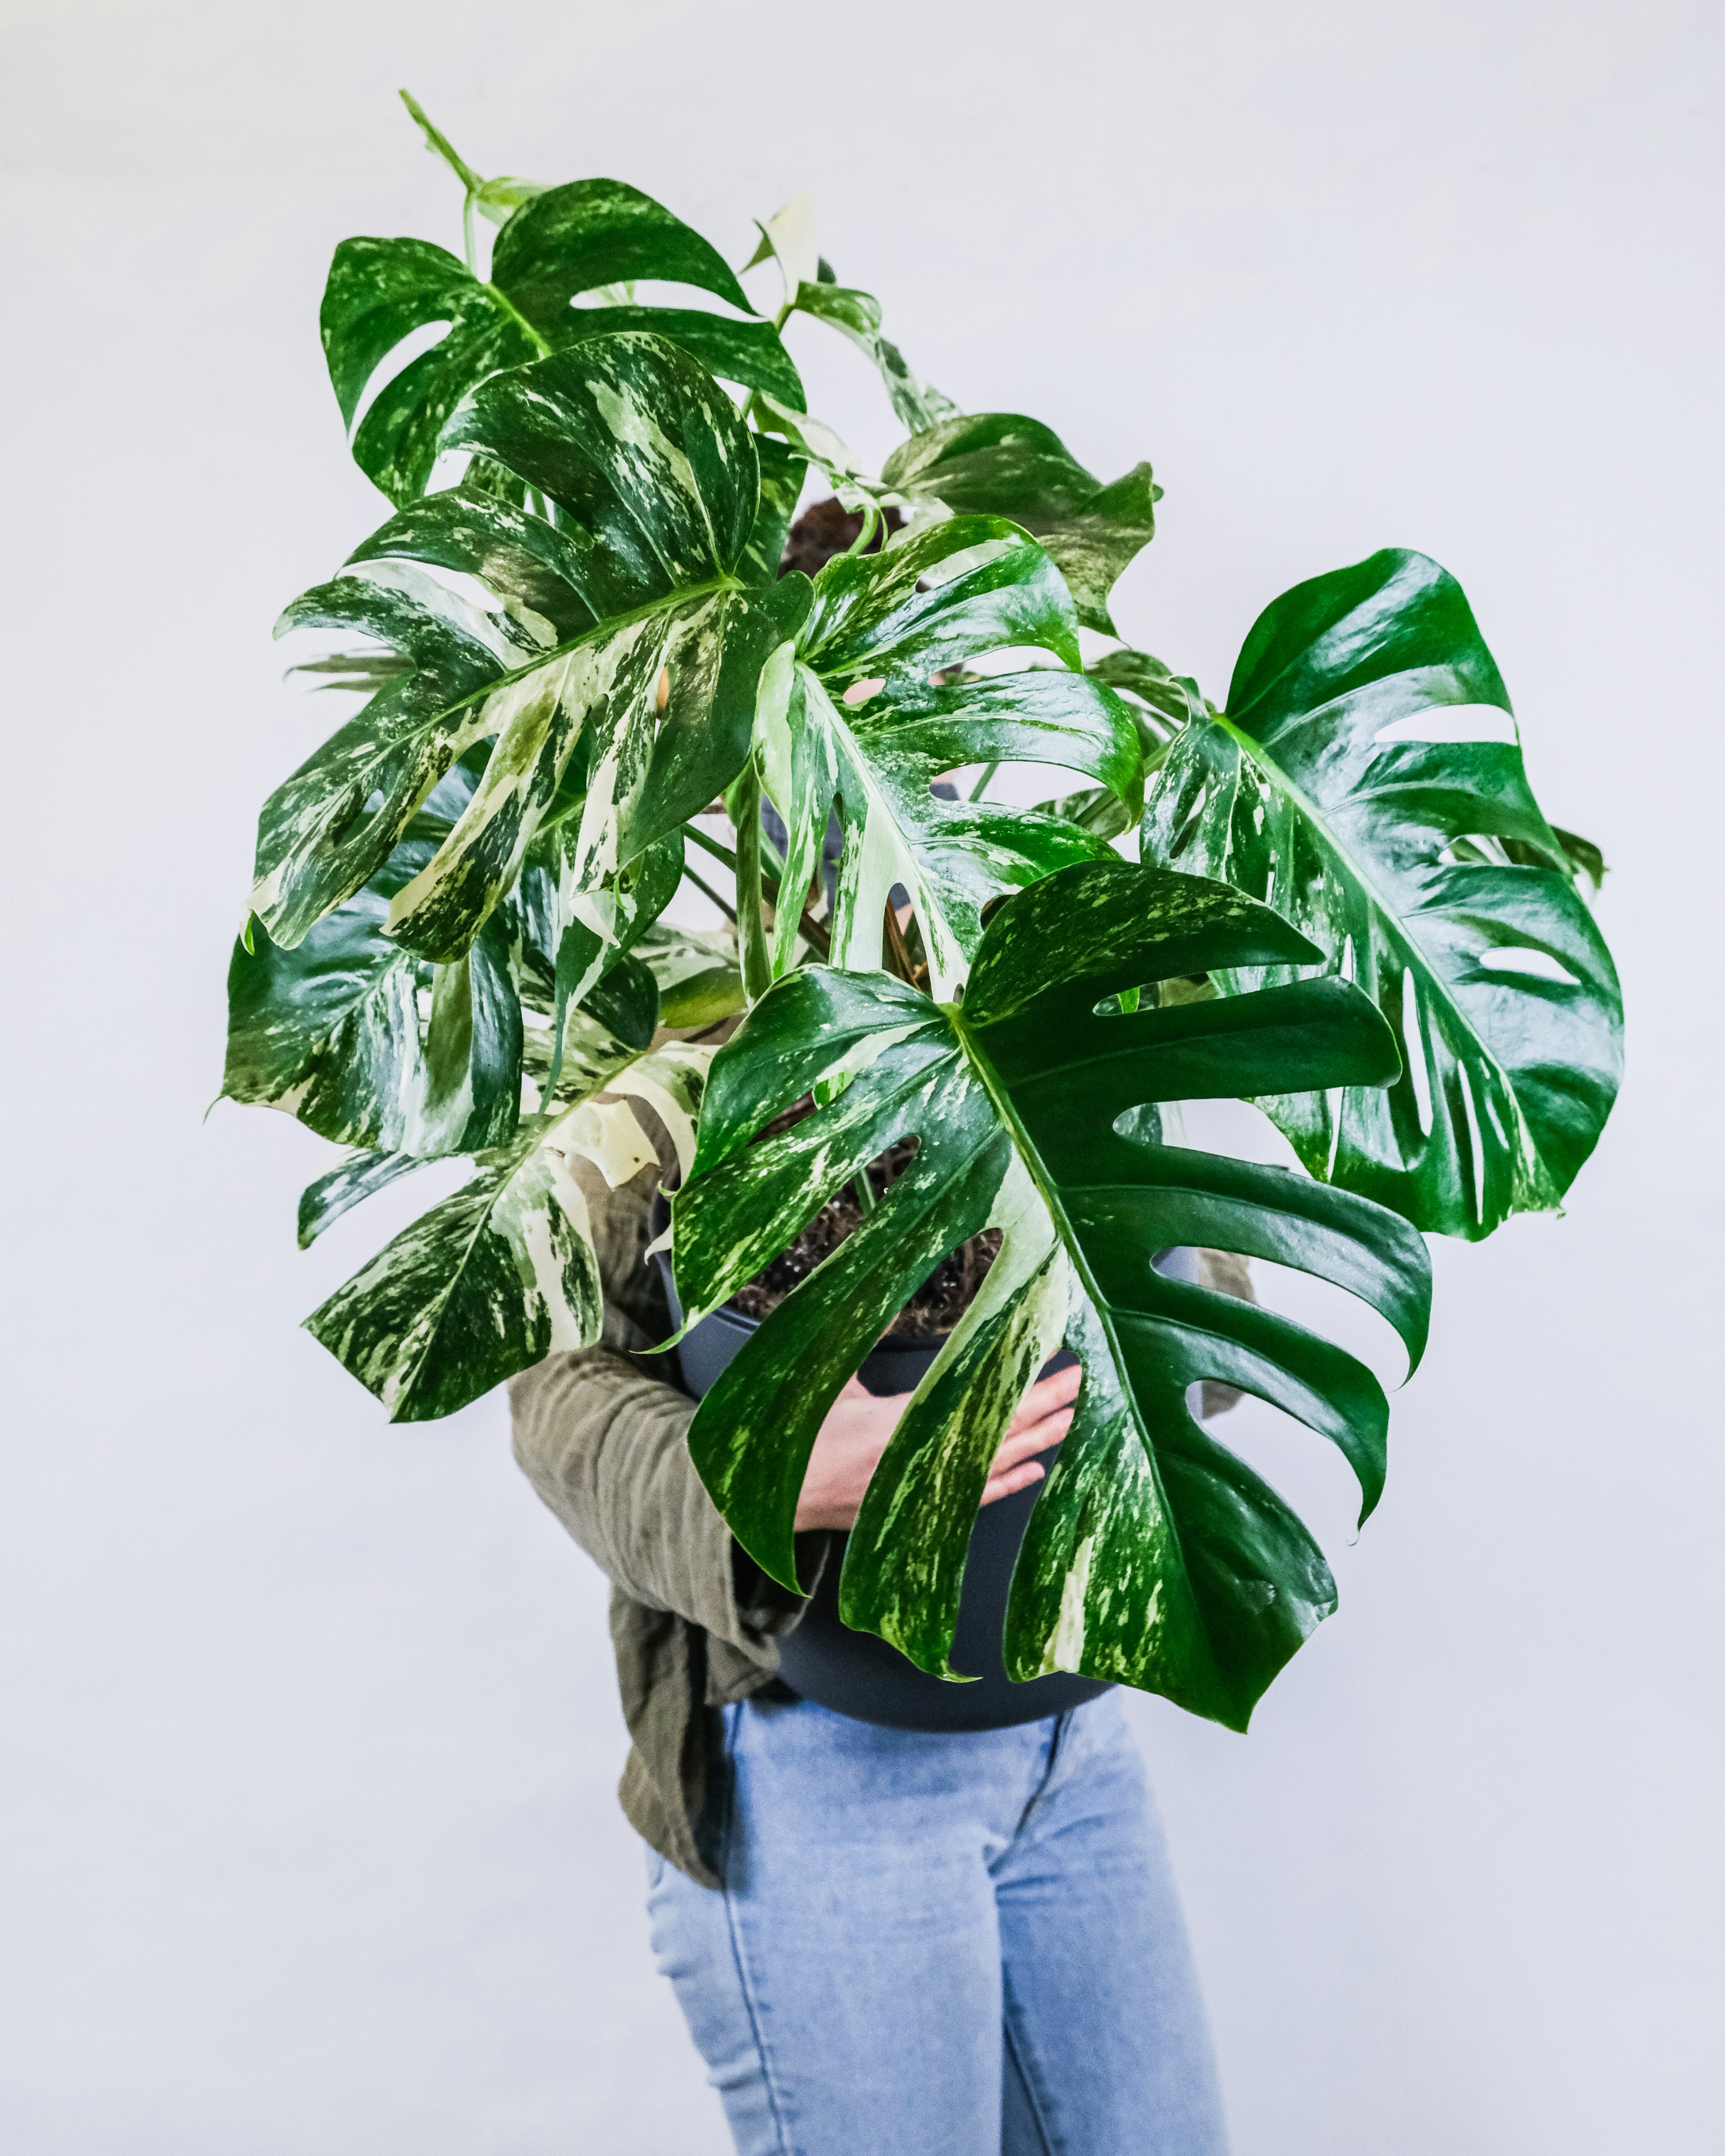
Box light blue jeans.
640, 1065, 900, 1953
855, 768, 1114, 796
645, 1690, 1228, 2155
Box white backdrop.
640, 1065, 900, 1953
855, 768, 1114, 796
2, 2, 1720, 2150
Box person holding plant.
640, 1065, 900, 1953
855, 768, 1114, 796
511, 969, 1234, 2156
228, 101, 1623, 2156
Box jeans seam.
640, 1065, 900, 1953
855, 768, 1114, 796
719, 1707, 797, 2154
1003, 2010, 1060, 2156
1007, 1708, 1071, 1848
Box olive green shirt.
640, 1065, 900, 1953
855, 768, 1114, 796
509, 1147, 807, 1888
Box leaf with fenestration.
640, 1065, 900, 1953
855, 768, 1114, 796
1140, 549, 1623, 1238
759, 516, 1140, 995
671, 858, 1430, 1729
883, 414, 1161, 634
320, 179, 793, 505
252, 334, 787, 969
305, 1003, 714, 1421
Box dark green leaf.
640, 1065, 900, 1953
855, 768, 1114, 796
671, 859, 1429, 1728
1141, 549, 1623, 1237
882, 414, 1163, 633
320, 181, 758, 508
490, 178, 753, 335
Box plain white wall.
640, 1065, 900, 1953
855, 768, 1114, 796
2, 1, 1719, 2150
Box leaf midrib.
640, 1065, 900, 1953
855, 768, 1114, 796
952, 1012, 1191, 1585
1210, 713, 1530, 1146
432, 575, 739, 730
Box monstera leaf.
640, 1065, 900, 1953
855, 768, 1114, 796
253, 333, 801, 967
757, 516, 1140, 996
229, 724, 684, 1187
882, 415, 1161, 635
1140, 549, 1623, 1238
225, 758, 522, 1158
305, 1006, 714, 1422
670, 859, 1431, 1728
321, 172, 799, 505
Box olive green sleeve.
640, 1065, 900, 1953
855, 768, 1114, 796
506, 1151, 803, 1654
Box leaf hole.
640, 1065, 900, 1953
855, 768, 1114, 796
347, 317, 452, 436
842, 675, 885, 706
1372, 704, 1518, 746
1399, 971, 1436, 1139
1477, 946, 1578, 985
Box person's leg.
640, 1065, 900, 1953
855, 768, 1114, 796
646, 1694, 1059, 2156
993, 1695, 1229, 2156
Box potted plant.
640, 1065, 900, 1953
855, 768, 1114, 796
223, 95, 1623, 1731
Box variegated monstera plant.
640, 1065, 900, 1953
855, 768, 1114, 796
224, 96, 1623, 1730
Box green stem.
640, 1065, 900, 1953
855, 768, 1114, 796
842, 501, 881, 558
399, 90, 483, 192
462, 190, 479, 277
688, 814, 783, 892
680, 863, 737, 925
969, 760, 1001, 803
852, 1170, 878, 1216
732, 760, 773, 1003
684, 822, 739, 873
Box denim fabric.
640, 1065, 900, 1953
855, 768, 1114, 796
645, 1690, 1228, 2156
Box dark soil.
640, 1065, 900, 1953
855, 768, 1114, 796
726, 1100, 1002, 1338
780, 498, 906, 580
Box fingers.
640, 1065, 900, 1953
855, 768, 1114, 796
989, 1415, 1072, 1479
1005, 1362, 1081, 1437
981, 1459, 1045, 1506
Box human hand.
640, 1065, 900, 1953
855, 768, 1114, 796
793, 1361, 1083, 1533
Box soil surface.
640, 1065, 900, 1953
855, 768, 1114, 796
780, 498, 906, 579
727, 1102, 1002, 1338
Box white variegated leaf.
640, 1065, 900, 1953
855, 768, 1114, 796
306, 1015, 710, 1419
252, 334, 776, 972
762, 517, 1140, 996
